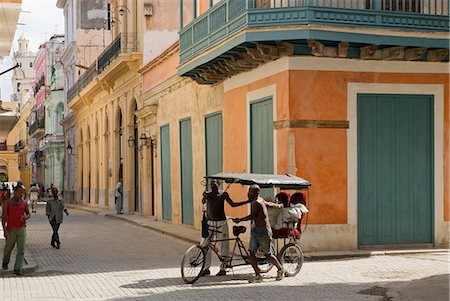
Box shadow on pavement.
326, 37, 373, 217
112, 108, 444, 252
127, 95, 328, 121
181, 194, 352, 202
385, 273, 449, 301
110, 279, 390, 301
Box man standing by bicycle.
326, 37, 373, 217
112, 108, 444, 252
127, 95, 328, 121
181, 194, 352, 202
200, 179, 250, 277
233, 184, 285, 283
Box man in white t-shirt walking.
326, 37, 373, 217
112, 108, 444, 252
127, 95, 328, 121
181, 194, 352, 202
115, 178, 123, 214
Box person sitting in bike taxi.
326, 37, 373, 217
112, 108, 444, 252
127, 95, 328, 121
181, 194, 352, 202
200, 179, 251, 277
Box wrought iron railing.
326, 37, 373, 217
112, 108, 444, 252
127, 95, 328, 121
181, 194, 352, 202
14, 140, 25, 152
179, 0, 449, 63
68, 32, 139, 103
98, 35, 122, 72
29, 119, 45, 136
0, 142, 13, 151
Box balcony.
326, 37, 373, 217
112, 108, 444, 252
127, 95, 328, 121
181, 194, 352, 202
43, 134, 65, 145
29, 119, 45, 137
67, 33, 139, 104
0, 141, 13, 151
14, 140, 25, 152
179, 0, 449, 83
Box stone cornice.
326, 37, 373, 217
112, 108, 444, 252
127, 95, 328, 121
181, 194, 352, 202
56, 0, 67, 9
138, 41, 179, 74
142, 75, 193, 106
60, 41, 77, 65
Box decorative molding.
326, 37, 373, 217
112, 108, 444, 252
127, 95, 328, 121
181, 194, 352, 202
138, 42, 179, 74
274, 119, 349, 130
428, 49, 449, 62
360, 45, 382, 60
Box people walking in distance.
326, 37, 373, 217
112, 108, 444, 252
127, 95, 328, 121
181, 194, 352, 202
115, 178, 123, 214
16, 180, 27, 200
46, 183, 54, 198
2, 186, 31, 275
0, 185, 8, 208
200, 179, 251, 277
233, 184, 285, 283
29, 184, 39, 213
46, 187, 68, 249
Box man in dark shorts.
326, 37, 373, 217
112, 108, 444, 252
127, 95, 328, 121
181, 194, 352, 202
234, 184, 285, 283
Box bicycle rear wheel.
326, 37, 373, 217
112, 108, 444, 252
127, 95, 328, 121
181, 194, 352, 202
279, 243, 304, 277
181, 245, 206, 284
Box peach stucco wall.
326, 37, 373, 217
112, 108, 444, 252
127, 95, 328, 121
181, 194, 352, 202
224, 70, 449, 224
142, 48, 179, 92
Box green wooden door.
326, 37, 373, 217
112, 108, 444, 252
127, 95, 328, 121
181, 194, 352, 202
205, 112, 223, 179
358, 94, 433, 246
160, 125, 172, 221
180, 119, 194, 225
250, 98, 274, 197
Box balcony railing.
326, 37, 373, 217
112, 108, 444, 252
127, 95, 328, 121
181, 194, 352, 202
29, 119, 45, 136
67, 33, 139, 103
14, 140, 25, 152
45, 134, 65, 144
0, 143, 14, 151
179, 0, 449, 64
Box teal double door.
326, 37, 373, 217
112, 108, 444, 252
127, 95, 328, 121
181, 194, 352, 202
358, 94, 433, 246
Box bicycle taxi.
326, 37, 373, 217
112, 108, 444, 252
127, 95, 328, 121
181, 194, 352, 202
181, 172, 311, 284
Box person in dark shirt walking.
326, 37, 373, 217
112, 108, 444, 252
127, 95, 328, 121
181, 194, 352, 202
200, 180, 251, 277
46, 187, 68, 249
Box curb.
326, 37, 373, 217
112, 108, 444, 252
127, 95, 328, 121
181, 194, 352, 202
104, 214, 199, 245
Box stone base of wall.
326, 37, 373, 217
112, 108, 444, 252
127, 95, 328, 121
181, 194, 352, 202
63, 190, 77, 203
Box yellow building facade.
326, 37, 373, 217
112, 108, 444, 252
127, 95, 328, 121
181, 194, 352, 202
68, 0, 146, 213
7, 94, 34, 189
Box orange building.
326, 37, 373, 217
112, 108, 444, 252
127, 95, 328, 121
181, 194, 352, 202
139, 1, 450, 251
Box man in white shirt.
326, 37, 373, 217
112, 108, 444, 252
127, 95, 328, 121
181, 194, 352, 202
115, 178, 123, 214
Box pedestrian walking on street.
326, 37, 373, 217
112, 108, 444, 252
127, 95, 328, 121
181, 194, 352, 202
46, 183, 54, 198
2, 186, 31, 275
0, 185, 7, 208
200, 179, 251, 277
115, 178, 123, 214
46, 187, 68, 249
29, 184, 39, 213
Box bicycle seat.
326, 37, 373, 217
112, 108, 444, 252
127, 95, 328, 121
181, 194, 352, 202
233, 226, 246, 236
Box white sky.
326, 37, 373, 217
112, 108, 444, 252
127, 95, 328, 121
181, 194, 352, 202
1, 0, 64, 101
14, 0, 64, 54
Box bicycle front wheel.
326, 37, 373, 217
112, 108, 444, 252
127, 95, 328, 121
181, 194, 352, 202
279, 243, 304, 277
181, 245, 206, 284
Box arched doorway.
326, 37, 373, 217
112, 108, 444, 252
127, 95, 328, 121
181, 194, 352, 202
133, 101, 139, 212
118, 110, 123, 179
104, 114, 110, 206
79, 129, 83, 203
0, 159, 8, 182
87, 126, 91, 204
95, 120, 99, 204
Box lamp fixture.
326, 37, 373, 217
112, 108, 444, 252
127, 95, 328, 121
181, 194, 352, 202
66, 142, 77, 156
127, 133, 157, 158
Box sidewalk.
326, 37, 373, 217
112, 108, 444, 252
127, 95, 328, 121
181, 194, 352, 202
66, 204, 449, 260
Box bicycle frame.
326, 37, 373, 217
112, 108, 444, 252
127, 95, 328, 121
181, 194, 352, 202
202, 223, 252, 269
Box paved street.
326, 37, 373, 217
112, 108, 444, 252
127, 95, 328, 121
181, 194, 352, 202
1, 206, 449, 301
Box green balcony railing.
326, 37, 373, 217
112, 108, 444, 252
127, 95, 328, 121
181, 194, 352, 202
179, 0, 449, 64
